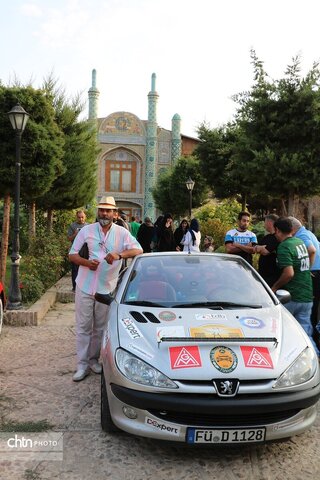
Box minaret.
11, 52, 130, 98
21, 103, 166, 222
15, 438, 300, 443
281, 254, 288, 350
88, 69, 99, 120
171, 113, 181, 163
144, 73, 159, 221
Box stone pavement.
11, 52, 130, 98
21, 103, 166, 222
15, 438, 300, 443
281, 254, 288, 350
0, 276, 320, 479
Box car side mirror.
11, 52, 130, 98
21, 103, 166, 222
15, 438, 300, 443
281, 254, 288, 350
275, 289, 291, 305
94, 292, 114, 305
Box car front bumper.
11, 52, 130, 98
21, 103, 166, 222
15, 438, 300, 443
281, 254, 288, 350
107, 383, 320, 443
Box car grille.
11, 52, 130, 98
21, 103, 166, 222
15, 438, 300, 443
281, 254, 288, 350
148, 408, 301, 426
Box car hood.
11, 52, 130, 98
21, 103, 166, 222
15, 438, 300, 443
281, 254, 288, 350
117, 304, 309, 380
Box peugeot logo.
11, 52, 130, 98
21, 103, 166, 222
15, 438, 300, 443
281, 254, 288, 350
213, 379, 240, 397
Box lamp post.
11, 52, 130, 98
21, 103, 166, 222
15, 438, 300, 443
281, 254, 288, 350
185, 177, 195, 219
7, 104, 29, 310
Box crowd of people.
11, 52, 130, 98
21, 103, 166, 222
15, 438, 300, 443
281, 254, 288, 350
225, 211, 320, 356
68, 203, 320, 381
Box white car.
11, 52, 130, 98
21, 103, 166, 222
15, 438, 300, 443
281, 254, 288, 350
99, 252, 320, 444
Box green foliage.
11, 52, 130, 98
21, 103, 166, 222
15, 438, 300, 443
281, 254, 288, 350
195, 124, 243, 200
27, 232, 70, 288
234, 51, 320, 206
200, 218, 231, 250
193, 199, 242, 249
0, 419, 53, 432
38, 77, 99, 210
152, 156, 209, 217
20, 273, 45, 304
0, 85, 65, 201
195, 198, 242, 224
195, 51, 320, 213
18, 228, 70, 304
251, 221, 266, 243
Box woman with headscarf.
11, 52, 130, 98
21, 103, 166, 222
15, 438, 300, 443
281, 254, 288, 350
137, 217, 155, 253
158, 213, 177, 252
181, 218, 201, 253
174, 219, 189, 251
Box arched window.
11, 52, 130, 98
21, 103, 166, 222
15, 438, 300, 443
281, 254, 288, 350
105, 150, 138, 193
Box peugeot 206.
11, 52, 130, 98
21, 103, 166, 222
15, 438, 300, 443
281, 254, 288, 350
98, 252, 320, 445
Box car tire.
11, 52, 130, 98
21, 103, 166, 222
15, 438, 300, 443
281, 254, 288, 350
0, 297, 3, 335
101, 368, 120, 433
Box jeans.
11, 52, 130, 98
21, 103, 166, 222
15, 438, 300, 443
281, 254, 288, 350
285, 301, 319, 355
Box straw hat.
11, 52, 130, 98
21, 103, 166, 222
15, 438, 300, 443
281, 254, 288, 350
98, 196, 117, 209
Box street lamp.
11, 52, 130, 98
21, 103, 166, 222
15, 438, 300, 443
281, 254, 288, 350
7, 104, 29, 310
185, 177, 195, 218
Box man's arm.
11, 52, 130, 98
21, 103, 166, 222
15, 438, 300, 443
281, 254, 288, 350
69, 253, 99, 270
105, 248, 143, 265
255, 245, 270, 256
271, 266, 294, 292
225, 242, 242, 254
307, 244, 316, 267
233, 242, 256, 254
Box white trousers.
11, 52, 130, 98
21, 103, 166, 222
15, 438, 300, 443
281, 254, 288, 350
75, 287, 109, 369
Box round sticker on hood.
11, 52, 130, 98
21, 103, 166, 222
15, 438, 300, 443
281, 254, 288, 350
210, 346, 238, 373
240, 317, 265, 328
159, 311, 176, 322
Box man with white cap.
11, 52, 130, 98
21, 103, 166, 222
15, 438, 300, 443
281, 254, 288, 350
69, 196, 143, 381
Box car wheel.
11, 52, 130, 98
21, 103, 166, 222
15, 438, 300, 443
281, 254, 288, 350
0, 297, 3, 335
101, 368, 120, 433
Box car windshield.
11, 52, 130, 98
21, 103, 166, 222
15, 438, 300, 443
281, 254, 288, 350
122, 254, 274, 308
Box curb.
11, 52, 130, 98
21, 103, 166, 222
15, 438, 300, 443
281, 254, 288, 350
4, 275, 74, 327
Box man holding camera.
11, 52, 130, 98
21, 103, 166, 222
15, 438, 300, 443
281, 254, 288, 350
67, 210, 88, 291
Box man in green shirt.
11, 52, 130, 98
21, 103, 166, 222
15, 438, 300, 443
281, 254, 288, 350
272, 217, 318, 355
129, 216, 141, 239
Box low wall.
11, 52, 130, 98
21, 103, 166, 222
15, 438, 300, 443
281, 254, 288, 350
4, 275, 74, 327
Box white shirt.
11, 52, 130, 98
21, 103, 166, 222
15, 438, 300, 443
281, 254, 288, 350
182, 230, 201, 252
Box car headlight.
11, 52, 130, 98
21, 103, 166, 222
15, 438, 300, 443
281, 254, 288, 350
273, 347, 318, 389
116, 348, 178, 389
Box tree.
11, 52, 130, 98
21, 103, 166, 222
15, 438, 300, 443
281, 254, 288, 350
37, 78, 99, 226
152, 156, 209, 216
234, 50, 320, 215
0, 86, 65, 202
0, 85, 65, 280
195, 123, 251, 209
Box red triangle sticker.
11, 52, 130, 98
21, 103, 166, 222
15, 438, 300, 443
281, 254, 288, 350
240, 346, 273, 369
169, 346, 202, 369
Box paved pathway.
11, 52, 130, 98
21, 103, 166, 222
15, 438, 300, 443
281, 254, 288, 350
0, 288, 320, 479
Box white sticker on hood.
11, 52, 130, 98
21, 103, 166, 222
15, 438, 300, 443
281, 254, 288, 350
195, 313, 227, 321
157, 326, 185, 341
120, 318, 143, 339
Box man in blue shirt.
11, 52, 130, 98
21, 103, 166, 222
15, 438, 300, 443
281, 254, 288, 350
289, 217, 320, 349
225, 211, 257, 265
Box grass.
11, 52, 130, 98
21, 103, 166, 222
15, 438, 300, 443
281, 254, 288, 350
24, 469, 41, 480
0, 419, 54, 432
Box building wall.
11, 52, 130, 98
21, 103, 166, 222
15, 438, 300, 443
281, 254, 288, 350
181, 136, 200, 156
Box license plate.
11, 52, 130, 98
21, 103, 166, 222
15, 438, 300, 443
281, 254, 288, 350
186, 427, 266, 444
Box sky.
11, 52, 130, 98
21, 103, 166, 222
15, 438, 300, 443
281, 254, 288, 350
1, 0, 320, 137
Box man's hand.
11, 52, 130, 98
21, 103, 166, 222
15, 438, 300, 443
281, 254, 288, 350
88, 259, 100, 270
105, 252, 120, 265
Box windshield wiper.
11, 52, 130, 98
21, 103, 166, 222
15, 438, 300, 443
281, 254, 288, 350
172, 301, 262, 309
124, 300, 165, 307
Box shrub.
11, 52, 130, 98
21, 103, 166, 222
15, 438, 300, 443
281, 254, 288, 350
26, 232, 70, 290
200, 218, 232, 250
20, 273, 45, 304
